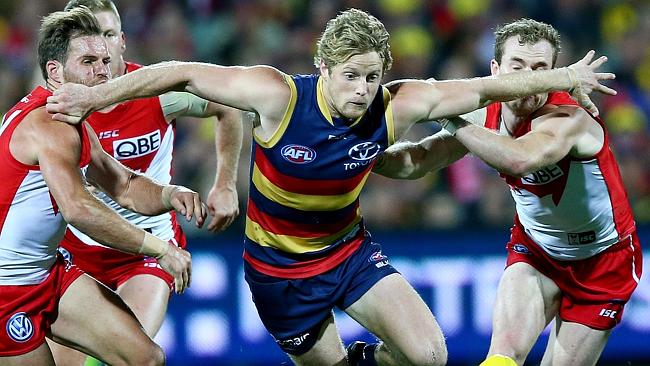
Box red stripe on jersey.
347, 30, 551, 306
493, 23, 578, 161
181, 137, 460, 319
246, 198, 358, 237
0, 171, 28, 234
243, 233, 364, 279
254, 146, 372, 195
597, 144, 635, 238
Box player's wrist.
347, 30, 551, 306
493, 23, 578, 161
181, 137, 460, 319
439, 118, 465, 136
140, 231, 170, 259
161, 185, 177, 210
565, 66, 579, 94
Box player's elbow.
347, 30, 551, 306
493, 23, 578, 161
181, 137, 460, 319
502, 152, 548, 177
58, 200, 94, 227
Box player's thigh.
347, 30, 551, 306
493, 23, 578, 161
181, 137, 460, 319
47, 338, 87, 366
289, 315, 347, 366
488, 262, 560, 361
0, 342, 55, 366
344, 273, 446, 364
117, 274, 170, 336
49, 273, 159, 363
542, 319, 610, 366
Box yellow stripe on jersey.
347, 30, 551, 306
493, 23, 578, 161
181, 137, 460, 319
383, 86, 396, 146
254, 73, 298, 148
251, 164, 371, 211
245, 214, 362, 253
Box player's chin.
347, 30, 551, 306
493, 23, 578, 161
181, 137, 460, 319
342, 106, 366, 120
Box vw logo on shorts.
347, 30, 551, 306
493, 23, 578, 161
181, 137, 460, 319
58, 247, 72, 262
348, 142, 381, 161
512, 243, 530, 254
6, 312, 34, 343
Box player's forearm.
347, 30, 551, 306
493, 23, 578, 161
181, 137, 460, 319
92, 61, 194, 111
446, 118, 545, 176
214, 110, 243, 190
374, 133, 466, 179
113, 173, 176, 216
476, 67, 574, 106
63, 194, 168, 258
373, 141, 427, 179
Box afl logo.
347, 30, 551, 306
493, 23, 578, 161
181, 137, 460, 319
281, 144, 316, 164
6, 312, 34, 343
349, 142, 381, 161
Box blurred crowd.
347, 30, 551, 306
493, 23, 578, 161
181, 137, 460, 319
1, 0, 649, 232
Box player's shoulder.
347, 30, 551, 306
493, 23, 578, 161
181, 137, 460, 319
535, 103, 589, 121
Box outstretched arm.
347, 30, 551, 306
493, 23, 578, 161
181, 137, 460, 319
389, 50, 615, 129
373, 130, 468, 179
46, 62, 291, 131
160, 93, 243, 232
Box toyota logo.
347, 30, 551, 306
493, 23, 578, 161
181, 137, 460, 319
348, 142, 381, 161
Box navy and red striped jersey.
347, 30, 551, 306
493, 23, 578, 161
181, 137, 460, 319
244, 74, 395, 278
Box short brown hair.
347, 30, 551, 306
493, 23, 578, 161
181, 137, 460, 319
314, 8, 393, 74
494, 18, 561, 67
37, 7, 102, 80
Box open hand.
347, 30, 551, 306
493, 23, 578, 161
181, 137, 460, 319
566, 50, 617, 116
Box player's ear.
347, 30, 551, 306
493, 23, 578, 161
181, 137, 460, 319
46, 60, 64, 84
490, 59, 500, 76
319, 60, 330, 79
120, 31, 126, 53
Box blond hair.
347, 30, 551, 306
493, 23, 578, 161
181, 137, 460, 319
64, 0, 120, 22
494, 18, 561, 67
314, 8, 392, 73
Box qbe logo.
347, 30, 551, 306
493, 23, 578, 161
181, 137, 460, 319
281, 144, 316, 164
113, 130, 161, 160
6, 312, 34, 343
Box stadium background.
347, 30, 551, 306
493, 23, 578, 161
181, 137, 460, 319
1, 0, 648, 365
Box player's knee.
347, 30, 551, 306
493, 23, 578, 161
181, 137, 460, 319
124, 342, 165, 366
395, 340, 447, 366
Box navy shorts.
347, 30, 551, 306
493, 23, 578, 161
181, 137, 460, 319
244, 238, 398, 355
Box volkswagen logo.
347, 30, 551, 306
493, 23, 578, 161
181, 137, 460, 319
6, 312, 34, 343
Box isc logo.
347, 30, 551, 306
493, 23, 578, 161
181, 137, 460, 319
98, 130, 119, 139
599, 309, 617, 318
113, 130, 161, 160
281, 144, 316, 164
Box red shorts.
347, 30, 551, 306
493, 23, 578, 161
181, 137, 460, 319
58, 225, 186, 291
506, 225, 643, 330
0, 256, 84, 356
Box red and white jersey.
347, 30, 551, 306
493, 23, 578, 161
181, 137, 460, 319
0, 87, 92, 284
484, 92, 635, 260
67, 62, 177, 244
